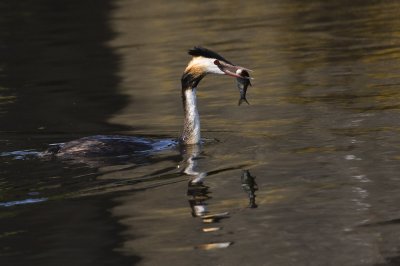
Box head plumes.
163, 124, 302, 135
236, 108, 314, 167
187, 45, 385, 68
182, 46, 251, 90
188, 46, 233, 65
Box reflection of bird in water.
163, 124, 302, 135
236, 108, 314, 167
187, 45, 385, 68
182, 143, 231, 252
42, 47, 251, 161
241, 170, 258, 208
182, 146, 258, 250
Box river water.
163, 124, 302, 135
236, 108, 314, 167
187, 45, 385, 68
1, 0, 400, 265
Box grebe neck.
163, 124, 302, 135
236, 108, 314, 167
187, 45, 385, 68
181, 87, 201, 145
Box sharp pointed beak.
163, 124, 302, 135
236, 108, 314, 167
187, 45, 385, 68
214, 60, 253, 79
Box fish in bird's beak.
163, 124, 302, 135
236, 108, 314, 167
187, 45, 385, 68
213, 59, 252, 105
213, 60, 252, 79
236, 69, 251, 105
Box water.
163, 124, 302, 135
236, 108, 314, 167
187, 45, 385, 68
1, 0, 400, 265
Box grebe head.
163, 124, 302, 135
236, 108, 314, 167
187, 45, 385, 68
182, 46, 251, 89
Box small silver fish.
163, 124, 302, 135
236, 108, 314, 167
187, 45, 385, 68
236, 69, 251, 106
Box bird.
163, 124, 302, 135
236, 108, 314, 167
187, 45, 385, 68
41, 47, 251, 160
180, 46, 251, 145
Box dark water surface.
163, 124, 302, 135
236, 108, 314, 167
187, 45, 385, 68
2, 0, 400, 265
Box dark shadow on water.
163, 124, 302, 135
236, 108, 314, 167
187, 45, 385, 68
0, 0, 129, 137
0, 195, 140, 266
375, 256, 400, 266
0, 0, 141, 265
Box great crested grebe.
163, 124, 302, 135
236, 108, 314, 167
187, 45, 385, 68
180, 46, 251, 144
43, 47, 251, 159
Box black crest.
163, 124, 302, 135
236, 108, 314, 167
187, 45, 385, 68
188, 46, 232, 64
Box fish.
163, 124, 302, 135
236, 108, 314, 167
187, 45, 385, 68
236, 69, 252, 106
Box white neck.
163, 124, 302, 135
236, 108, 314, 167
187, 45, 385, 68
181, 88, 201, 144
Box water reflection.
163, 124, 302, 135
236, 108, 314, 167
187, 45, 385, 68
241, 170, 258, 208
181, 144, 258, 250
195, 242, 232, 250
0, 198, 47, 207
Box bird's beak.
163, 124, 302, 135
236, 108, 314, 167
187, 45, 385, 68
214, 60, 252, 79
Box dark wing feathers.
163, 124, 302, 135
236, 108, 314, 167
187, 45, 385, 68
188, 46, 233, 64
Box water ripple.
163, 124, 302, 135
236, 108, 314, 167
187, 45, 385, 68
0, 198, 48, 207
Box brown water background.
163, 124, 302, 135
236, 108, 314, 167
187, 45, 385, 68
2, 0, 400, 265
